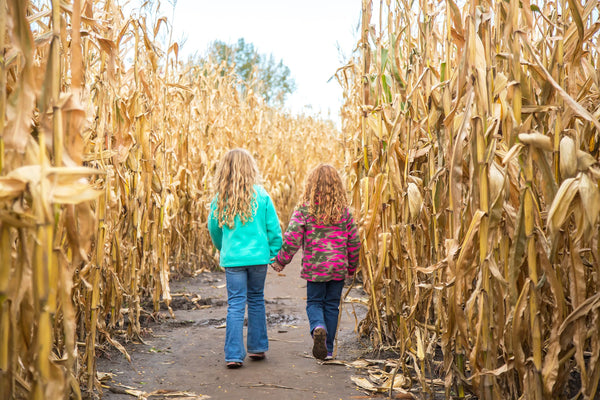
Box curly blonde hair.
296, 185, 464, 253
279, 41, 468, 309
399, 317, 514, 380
301, 164, 348, 225
213, 148, 260, 229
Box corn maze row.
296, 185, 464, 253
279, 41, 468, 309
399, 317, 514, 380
1, 0, 600, 399
0, 0, 341, 398
340, 0, 600, 399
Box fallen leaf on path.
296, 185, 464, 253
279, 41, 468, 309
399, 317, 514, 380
368, 370, 407, 389
348, 358, 417, 398
347, 359, 375, 368
104, 384, 145, 397
322, 359, 346, 365
97, 372, 115, 382
351, 376, 378, 391
344, 296, 369, 305
269, 338, 303, 343
105, 385, 211, 399
147, 389, 210, 398
351, 376, 415, 397
240, 382, 307, 391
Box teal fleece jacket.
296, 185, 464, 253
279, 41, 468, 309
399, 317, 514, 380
208, 185, 282, 267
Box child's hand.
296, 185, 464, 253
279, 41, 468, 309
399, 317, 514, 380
271, 260, 285, 272
345, 273, 355, 286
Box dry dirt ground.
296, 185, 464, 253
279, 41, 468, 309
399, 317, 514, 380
97, 255, 383, 400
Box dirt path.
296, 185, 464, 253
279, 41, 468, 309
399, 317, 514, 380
98, 255, 374, 400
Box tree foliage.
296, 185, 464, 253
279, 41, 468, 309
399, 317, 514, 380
207, 38, 295, 107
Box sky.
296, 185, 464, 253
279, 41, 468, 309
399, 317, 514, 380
165, 0, 362, 124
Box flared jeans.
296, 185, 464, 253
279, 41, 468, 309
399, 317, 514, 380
224, 265, 269, 363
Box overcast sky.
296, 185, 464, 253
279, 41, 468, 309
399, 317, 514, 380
164, 0, 362, 124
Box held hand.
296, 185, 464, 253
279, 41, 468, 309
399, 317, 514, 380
345, 273, 355, 286
270, 260, 285, 272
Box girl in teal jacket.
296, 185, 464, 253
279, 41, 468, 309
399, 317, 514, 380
208, 148, 282, 368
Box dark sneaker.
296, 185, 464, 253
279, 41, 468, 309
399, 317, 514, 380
325, 352, 333, 360
248, 352, 266, 361
312, 327, 327, 360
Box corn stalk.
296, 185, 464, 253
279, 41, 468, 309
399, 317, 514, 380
0, 0, 345, 398
340, 0, 600, 398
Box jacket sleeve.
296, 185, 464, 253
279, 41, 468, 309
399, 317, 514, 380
264, 194, 283, 258
345, 209, 360, 275
276, 208, 305, 265
207, 198, 223, 251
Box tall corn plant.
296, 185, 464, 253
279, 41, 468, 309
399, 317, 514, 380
340, 0, 600, 398
0, 0, 103, 398
0, 0, 344, 398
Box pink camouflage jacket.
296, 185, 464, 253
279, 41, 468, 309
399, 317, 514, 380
275, 205, 361, 282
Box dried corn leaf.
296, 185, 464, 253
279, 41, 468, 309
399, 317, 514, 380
518, 132, 553, 151
0, 177, 26, 199
578, 173, 600, 229
547, 177, 580, 235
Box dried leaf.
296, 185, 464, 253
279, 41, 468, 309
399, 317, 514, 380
0, 177, 26, 200
518, 132, 553, 151
547, 177, 580, 236
578, 173, 600, 229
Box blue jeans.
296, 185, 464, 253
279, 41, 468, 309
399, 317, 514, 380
306, 279, 345, 353
224, 265, 269, 363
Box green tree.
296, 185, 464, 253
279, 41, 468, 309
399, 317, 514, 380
207, 38, 295, 107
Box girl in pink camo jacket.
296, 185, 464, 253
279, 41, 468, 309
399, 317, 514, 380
271, 164, 360, 360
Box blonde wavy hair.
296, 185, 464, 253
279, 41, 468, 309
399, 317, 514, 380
301, 164, 348, 225
213, 148, 260, 229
